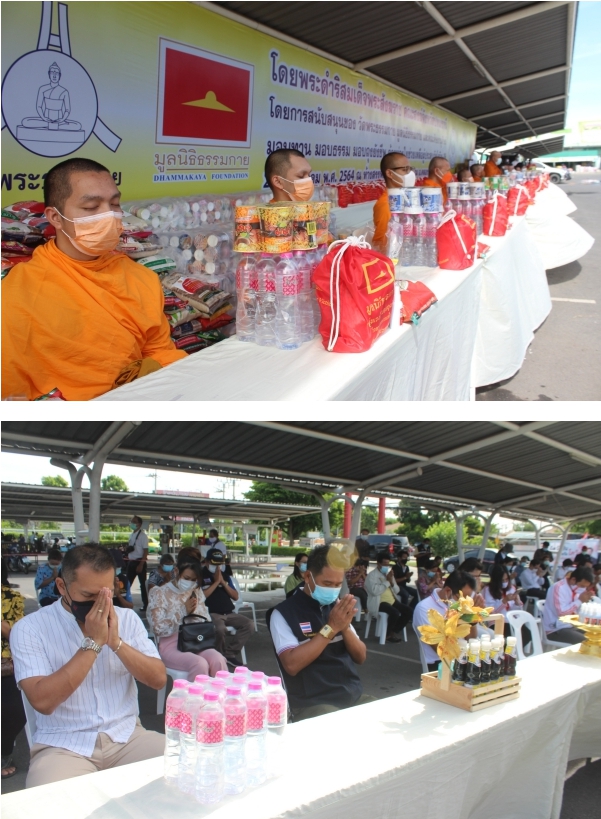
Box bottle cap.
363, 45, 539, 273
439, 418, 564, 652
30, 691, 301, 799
188, 684, 204, 695
216, 670, 230, 679
506, 636, 517, 645
211, 678, 226, 687
226, 686, 242, 696
267, 676, 282, 685
194, 674, 210, 684
203, 692, 219, 702
250, 671, 264, 679
248, 682, 263, 691
235, 667, 249, 675
173, 679, 188, 690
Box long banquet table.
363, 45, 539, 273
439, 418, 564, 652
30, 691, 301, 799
3, 646, 600, 819
97, 184, 592, 401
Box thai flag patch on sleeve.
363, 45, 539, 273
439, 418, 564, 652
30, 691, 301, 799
299, 622, 312, 634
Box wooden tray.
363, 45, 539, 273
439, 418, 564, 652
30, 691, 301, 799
420, 613, 521, 712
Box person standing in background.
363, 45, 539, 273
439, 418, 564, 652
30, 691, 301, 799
483, 151, 503, 177
1, 558, 26, 779
126, 516, 148, 612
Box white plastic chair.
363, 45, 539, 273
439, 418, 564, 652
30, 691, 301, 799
534, 600, 572, 650
146, 623, 190, 714
506, 609, 543, 659
226, 625, 247, 666
413, 623, 431, 673
232, 577, 257, 630
352, 596, 363, 623
21, 691, 37, 748
364, 611, 407, 644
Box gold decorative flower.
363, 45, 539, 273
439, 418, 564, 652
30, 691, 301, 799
417, 609, 471, 663
449, 592, 494, 624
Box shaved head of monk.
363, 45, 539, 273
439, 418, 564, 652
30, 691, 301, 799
44, 158, 121, 262
380, 152, 411, 188
265, 149, 312, 201
428, 156, 451, 180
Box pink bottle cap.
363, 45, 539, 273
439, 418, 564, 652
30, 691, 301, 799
248, 682, 263, 691
267, 676, 281, 685
211, 679, 226, 687
204, 691, 219, 701
235, 667, 249, 675
250, 671, 264, 679
194, 674, 210, 684
188, 684, 204, 695
216, 670, 230, 679
173, 679, 188, 689
226, 686, 242, 696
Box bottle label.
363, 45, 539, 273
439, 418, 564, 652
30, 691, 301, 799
247, 706, 266, 730
197, 717, 224, 744
179, 712, 193, 735
225, 713, 247, 737
165, 705, 181, 730
268, 701, 285, 723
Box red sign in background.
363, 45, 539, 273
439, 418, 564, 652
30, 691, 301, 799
161, 47, 251, 142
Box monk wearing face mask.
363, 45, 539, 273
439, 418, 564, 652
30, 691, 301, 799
372, 152, 415, 251
265, 148, 314, 203
483, 151, 503, 177
422, 156, 454, 204
2, 157, 186, 400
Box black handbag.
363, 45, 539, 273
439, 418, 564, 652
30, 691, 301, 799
177, 615, 217, 653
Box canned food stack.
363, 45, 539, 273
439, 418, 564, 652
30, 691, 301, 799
233, 202, 330, 349
389, 187, 439, 268
125, 195, 235, 231
469, 182, 485, 236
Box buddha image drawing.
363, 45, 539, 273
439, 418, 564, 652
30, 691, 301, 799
18, 62, 84, 140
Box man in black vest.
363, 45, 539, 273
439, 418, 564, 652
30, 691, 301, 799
268, 545, 371, 721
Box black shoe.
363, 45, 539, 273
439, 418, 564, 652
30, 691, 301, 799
139, 607, 147, 613
386, 634, 402, 643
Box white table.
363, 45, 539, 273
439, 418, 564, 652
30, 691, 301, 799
3, 647, 600, 819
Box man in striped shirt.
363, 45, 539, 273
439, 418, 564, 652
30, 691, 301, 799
10, 545, 167, 787
542, 566, 596, 644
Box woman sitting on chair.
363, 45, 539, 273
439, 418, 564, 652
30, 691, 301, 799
482, 565, 524, 637
147, 559, 227, 681
285, 553, 308, 598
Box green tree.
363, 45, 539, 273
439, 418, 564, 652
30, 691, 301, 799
566, 519, 601, 536
394, 502, 452, 544
41, 475, 68, 487
512, 521, 536, 531
101, 474, 129, 492
424, 520, 458, 557
243, 482, 322, 542
328, 500, 344, 536
360, 505, 378, 533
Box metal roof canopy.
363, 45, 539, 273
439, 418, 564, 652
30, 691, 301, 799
0, 483, 320, 525
205, 1, 578, 152
3, 422, 600, 527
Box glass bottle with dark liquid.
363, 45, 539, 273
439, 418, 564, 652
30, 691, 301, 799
503, 636, 518, 679
464, 639, 481, 688
479, 639, 492, 685
451, 639, 468, 685
490, 636, 504, 682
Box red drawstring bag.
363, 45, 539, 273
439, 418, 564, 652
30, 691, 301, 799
436, 210, 477, 270
507, 184, 531, 216
399, 281, 437, 325
312, 237, 395, 352
483, 193, 508, 237
525, 178, 539, 199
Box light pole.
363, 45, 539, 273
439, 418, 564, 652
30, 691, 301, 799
147, 472, 158, 493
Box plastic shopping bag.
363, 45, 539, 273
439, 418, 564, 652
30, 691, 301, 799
312, 236, 395, 352
507, 184, 531, 217
399, 280, 437, 325
483, 193, 508, 237
436, 210, 477, 270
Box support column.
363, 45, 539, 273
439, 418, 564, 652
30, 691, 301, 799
350, 491, 366, 543
378, 497, 386, 534
478, 511, 497, 561
50, 458, 90, 544
343, 494, 353, 539
319, 497, 332, 542
267, 520, 275, 559
551, 523, 571, 581
455, 514, 465, 564
191, 515, 197, 550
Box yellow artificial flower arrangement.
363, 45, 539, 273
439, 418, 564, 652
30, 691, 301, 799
417, 593, 494, 666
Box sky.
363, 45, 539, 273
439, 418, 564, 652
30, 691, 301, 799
564, 1, 601, 137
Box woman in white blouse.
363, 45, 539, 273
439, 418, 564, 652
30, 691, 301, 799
482, 565, 524, 637
147, 558, 227, 680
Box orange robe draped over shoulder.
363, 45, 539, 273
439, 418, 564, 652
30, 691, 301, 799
2, 240, 186, 401
372, 189, 391, 249
422, 176, 448, 204
483, 160, 502, 177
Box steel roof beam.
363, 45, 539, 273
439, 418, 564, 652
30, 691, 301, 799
493, 422, 601, 467
498, 476, 601, 508
434, 66, 568, 105
354, 2, 570, 70
473, 95, 567, 120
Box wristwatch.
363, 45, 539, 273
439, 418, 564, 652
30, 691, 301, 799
319, 625, 335, 641
81, 637, 102, 655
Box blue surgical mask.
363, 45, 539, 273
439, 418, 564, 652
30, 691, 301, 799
299, 563, 307, 572
161, 564, 174, 573
380, 566, 389, 576
543, 561, 550, 567
178, 578, 196, 592
427, 571, 435, 578
115, 568, 121, 576
129, 523, 137, 530
60, 546, 68, 553
309, 572, 341, 606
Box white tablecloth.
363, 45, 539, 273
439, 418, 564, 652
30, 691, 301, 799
526, 184, 594, 269
3, 647, 600, 819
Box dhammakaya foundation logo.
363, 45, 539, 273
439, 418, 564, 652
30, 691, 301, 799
362, 258, 395, 294
1, 1, 121, 158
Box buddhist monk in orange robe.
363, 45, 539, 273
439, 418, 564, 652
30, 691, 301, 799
2, 158, 186, 401
483, 150, 503, 177
372, 152, 414, 251
422, 156, 454, 205
265, 148, 313, 203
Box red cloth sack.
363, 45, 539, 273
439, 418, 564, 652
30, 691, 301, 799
399, 281, 437, 325
483, 193, 508, 237
312, 237, 395, 352
507, 184, 531, 216
436, 210, 477, 270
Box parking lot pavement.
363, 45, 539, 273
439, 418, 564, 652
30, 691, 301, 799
476, 172, 600, 401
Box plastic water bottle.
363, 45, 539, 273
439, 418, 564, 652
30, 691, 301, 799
234, 666, 250, 678
266, 676, 288, 778
215, 670, 232, 684
210, 678, 227, 703
195, 691, 225, 805
472, 198, 484, 236
412, 212, 426, 266
255, 255, 277, 347
461, 199, 473, 222
293, 250, 316, 342
235, 254, 257, 342
194, 674, 210, 688
424, 212, 440, 268
400, 213, 414, 266
224, 686, 248, 795
245, 681, 268, 786
274, 253, 302, 350
164, 679, 188, 784
178, 684, 205, 795
250, 670, 267, 691
232, 672, 249, 696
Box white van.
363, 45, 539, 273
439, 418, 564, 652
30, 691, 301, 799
530, 159, 568, 184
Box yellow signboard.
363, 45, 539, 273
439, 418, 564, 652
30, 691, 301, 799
1, 1, 476, 205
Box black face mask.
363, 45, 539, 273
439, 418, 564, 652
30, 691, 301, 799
64, 584, 96, 623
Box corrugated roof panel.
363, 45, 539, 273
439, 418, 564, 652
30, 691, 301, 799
215, 2, 444, 63
371, 41, 488, 100
520, 99, 566, 118
443, 89, 508, 118
465, 5, 568, 82
505, 72, 566, 106
431, 1, 536, 30
396, 465, 528, 504
476, 111, 523, 129
541, 423, 601, 459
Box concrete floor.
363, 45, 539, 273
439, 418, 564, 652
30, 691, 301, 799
2, 570, 599, 817
476, 172, 600, 401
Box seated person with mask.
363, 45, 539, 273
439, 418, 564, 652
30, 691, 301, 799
365, 554, 413, 642
9, 544, 166, 787
372, 152, 415, 251
264, 148, 314, 203
268, 545, 369, 721
148, 553, 175, 591
35, 548, 62, 607
200, 529, 226, 559
392, 550, 418, 607
413, 571, 479, 671
422, 156, 454, 204
517, 558, 547, 600
543, 567, 596, 644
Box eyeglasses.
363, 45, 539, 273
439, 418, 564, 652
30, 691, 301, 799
391, 166, 412, 173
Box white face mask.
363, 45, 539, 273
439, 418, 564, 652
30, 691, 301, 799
178, 578, 196, 592
391, 170, 416, 188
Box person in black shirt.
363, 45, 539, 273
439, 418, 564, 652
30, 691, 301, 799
200, 547, 254, 665
392, 550, 417, 608
355, 529, 371, 560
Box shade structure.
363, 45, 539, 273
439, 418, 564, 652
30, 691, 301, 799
210, 1, 578, 151
3, 422, 600, 523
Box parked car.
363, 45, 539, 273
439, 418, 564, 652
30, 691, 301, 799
364, 535, 411, 560
444, 548, 499, 575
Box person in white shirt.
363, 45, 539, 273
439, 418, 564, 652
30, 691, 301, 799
200, 528, 226, 559
518, 559, 547, 600
481, 565, 523, 635
543, 566, 596, 644
126, 516, 149, 612
413, 571, 480, 671
554, 558, 574, 582
364, 555, 412, 642
10, 545, 166, 788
